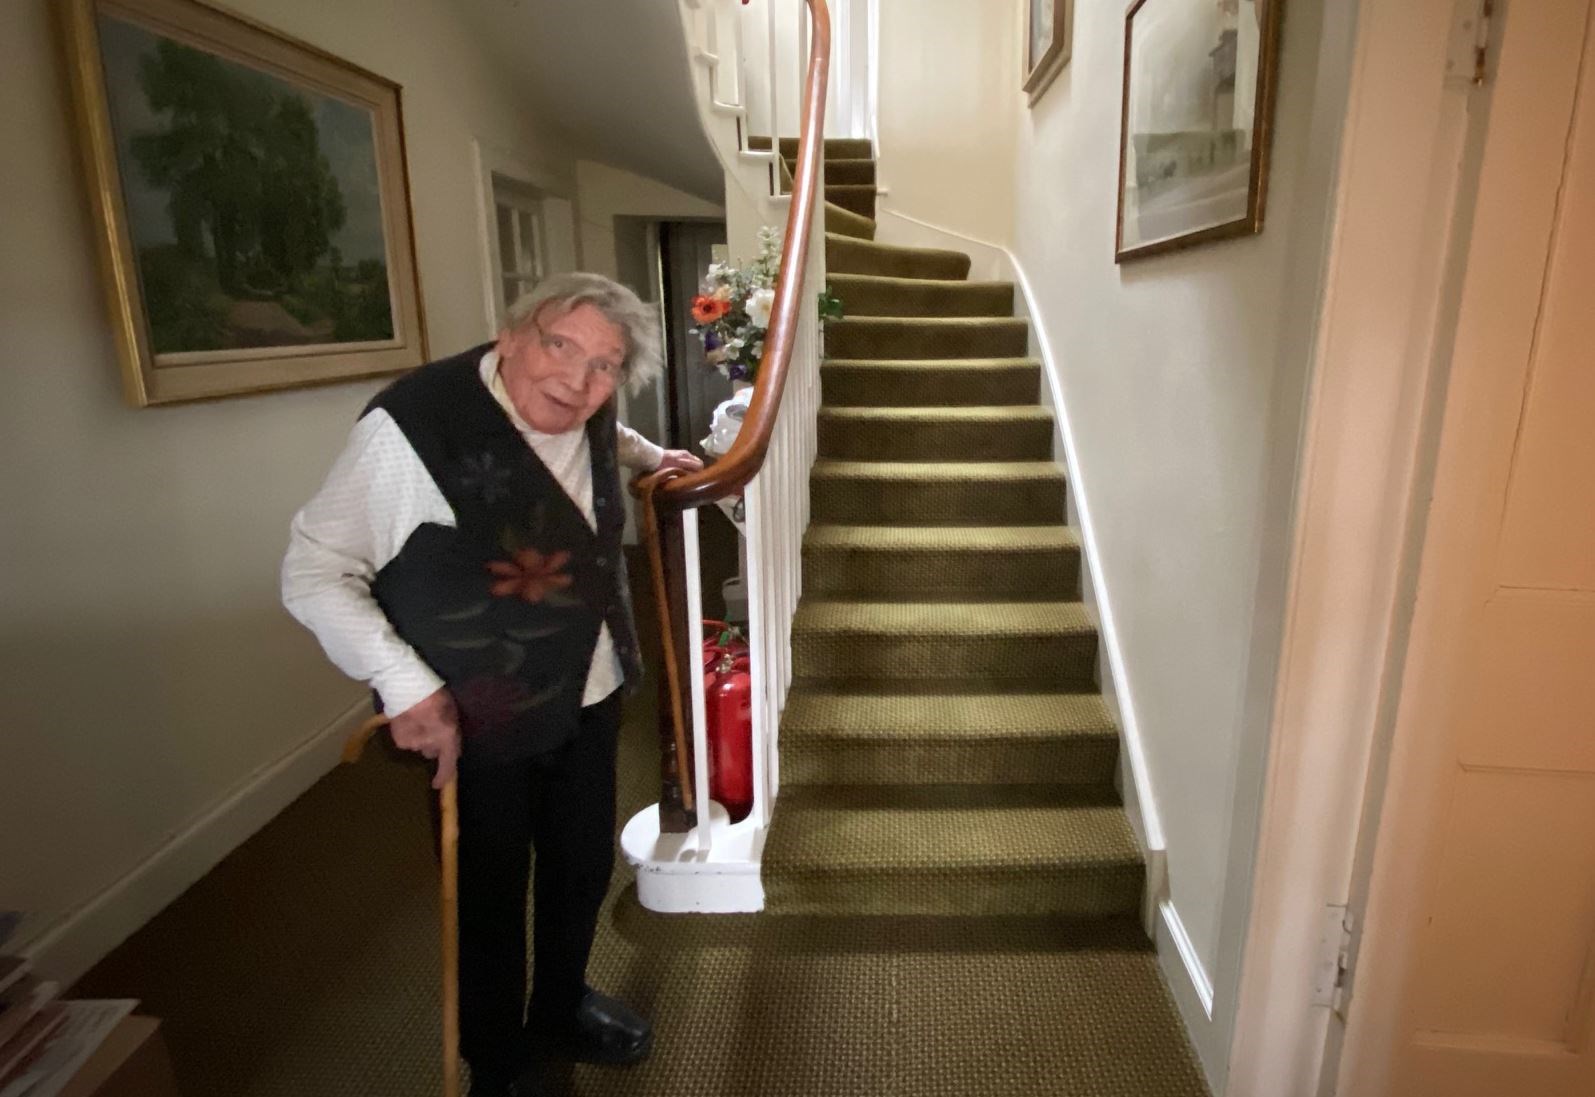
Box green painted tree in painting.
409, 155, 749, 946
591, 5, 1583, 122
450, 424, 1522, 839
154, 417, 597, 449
257, 95, 347, 290
131, 41, 347, 296
124, 37, 389, 352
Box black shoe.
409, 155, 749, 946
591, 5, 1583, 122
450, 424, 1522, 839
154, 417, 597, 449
469, 1064, 544, 1097
550, 989, 652, 1066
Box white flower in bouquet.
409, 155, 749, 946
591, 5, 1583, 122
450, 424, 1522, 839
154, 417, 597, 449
745, 288, 775, 329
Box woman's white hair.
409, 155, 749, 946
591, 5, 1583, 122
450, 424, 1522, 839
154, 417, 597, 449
503, 272, 662, 394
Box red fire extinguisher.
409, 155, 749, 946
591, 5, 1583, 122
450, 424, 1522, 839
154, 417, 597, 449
702, 621, 754, 822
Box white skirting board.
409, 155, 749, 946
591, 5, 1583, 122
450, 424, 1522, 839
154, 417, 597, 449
1156, 898, 1229, 1080
22, 694, 371, 986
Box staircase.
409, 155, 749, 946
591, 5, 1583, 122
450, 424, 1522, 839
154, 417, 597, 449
756, 141, 1145, 926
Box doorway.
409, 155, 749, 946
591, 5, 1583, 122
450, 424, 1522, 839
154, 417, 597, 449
1337, 1, 1595, 1093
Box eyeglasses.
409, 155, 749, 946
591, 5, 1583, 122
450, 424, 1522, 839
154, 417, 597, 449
532, 321, 623, 382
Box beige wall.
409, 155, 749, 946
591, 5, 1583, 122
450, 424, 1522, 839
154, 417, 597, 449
576, 159, 723, 281
874, 0, 1020, 245
0, 0, 577, 977
1009, 0, 1350, 1082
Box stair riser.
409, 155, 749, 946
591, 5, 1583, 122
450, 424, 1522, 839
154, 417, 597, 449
818, 416, 1053, 461
828, 237, 971, 280
781, 738, 1118, 787
827, 186, 877, 219
811, 477, 1066, 525
788, 158, 877, 185
792, 630, 1097, 688
830, 281, 1014, 317
803, 545, 1079, 599
826, 321, 1030, 360
758, 136, 873, 158
822, 366, 1040, 407
825, 207, 875, 241
764, 865, 1142, 918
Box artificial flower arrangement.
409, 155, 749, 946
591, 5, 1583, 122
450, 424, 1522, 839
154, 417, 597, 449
692, 230, 847, 459
690, 227, 781, 384
689, 227, 848, 386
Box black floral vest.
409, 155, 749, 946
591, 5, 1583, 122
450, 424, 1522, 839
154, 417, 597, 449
365, 345, 641, 768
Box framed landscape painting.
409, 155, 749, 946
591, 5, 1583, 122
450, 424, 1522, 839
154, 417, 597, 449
1024, 0, 1072, 105
1115, 0, 1285, 261
60, 0, 427, 405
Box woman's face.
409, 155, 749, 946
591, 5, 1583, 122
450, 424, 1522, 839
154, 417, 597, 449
496, 303, 625, 434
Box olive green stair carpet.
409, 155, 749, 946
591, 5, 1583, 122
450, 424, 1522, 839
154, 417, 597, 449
759, 143, 1148, 929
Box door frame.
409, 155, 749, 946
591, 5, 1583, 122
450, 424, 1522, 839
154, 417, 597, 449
470, 138, 581, 339
1223, 1, 1503, 1093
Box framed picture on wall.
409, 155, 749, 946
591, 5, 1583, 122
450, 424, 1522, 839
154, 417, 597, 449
1115, 0, 1285, 261
1024, 0, 1072, 105
59, 0, 427, 406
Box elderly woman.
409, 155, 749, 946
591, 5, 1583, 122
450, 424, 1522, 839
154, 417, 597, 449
282, 273, 700, 1097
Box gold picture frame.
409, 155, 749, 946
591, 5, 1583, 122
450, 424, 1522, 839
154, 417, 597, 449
58, 0, 427, 406
1024, 0, 1072, 105
1115, 0, 1285, 262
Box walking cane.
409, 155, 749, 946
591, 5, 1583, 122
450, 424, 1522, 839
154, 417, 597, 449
343, 714, 462, 1097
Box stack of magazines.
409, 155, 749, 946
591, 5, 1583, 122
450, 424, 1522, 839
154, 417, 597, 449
0, 914, 137, 1097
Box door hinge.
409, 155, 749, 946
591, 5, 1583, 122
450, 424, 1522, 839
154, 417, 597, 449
1311, 904, 1356, 1011
1446, 0, 1496, 87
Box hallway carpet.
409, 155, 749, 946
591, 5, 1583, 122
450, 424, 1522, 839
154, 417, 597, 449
75, 705, 1206, 1097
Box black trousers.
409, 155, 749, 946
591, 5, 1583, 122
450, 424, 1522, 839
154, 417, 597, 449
454, 691, 622, 1080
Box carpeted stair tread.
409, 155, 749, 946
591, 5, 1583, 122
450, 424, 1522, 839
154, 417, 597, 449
769, 786, 1139, 872
803, 524, 1080, 599
828, 273, 1015, 317
782, 688, 1115, 742
810, 459, 1067, 525
818, 406, 1054, 462
751, 135, 873, 158
821, 358, 1041, 407
763, 786, 1142, 917
824, 200, 876, 240
825, 316, 1030, 360
793, 599, 1093, 640
785, 156, 877, 185
825, 183, 877, 218
804, 523, 1075, 553
792, 600, 1097, 687
827, 233, 972, 279
780, 689, 1118, 787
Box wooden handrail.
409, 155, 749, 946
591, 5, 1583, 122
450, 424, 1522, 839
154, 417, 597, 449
637, 0, 832, 833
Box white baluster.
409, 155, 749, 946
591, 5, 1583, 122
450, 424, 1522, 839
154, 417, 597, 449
682, 508, 713, 853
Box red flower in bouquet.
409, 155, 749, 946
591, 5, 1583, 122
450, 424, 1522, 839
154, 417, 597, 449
691, 294, 732, 324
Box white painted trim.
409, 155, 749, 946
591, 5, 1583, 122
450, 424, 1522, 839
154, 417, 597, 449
470, 138, 579, 338
683, 508, 714, 852
22, 695, 371, 987
620, 802, 767, 913
1159, 899, 1216, 1020
1223, 1, 1485, 1094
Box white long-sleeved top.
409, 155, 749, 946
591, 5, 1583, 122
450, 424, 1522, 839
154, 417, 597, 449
282, 350, 664, 716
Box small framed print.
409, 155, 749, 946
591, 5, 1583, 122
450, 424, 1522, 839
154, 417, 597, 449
1024, 0, 1072, 105
1116, 0, 1286, 261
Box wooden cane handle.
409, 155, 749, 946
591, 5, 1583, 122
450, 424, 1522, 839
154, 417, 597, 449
341, 714, 390, 764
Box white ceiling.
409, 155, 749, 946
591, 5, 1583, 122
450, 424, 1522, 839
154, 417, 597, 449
462, 0, 722, 200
